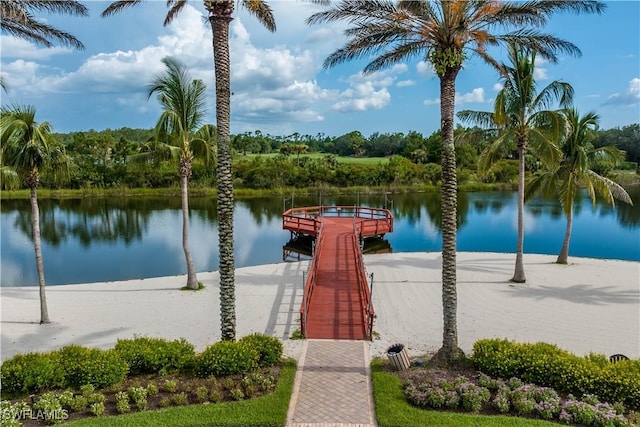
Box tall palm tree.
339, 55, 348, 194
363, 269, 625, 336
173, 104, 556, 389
147, 56, 212, 290
102, 0, 275, 341
0, 0, 88, 49
458, 43, 571, 283
526, 108, 632, 264
308, 0, 605, 362
1, 105, 70, 323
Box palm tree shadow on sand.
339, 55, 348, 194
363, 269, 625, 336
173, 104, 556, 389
500, 283, 639, 306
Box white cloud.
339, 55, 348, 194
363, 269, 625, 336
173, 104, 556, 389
423, 87, 485, 106
332, 81, 391, 112
0, 36, 72, 59
397, 80, 415, 88
417, 61, 434, 77
533, 56, 548, 80
493, 83, 503, 91
603, 77, 640, 106
456, 88, 485, 104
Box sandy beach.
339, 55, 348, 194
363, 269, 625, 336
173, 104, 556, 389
1, 252, 638, 362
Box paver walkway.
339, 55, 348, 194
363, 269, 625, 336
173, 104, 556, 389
286, 340, 377, 427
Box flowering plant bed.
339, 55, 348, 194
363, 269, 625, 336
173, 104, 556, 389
395, 357, 638, 427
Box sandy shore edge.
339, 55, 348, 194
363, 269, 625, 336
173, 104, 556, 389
2, 252, 638, 362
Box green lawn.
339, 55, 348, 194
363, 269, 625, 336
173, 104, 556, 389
65, 359, 296, 427
370, 360, 559, 427
234, 152, 389, 165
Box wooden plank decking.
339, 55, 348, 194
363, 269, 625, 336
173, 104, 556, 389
283, 206, 392, 340
304, 218, 366, 340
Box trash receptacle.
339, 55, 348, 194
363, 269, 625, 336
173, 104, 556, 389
386, 343, 410, 371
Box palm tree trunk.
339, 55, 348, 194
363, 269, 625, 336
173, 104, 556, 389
435, 68, 463, 363
180, 170, 199, 289
557, 205, 573, 264
512, 142, 527, 283
30, 184, 50, 324
209, 5, 236, 341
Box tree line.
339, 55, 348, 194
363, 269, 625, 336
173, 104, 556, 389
0, 122, 631, 190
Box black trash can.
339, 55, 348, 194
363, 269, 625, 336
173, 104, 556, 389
386, 343, 411, 371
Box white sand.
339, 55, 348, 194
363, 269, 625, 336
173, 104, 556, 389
2, 252, 639, 362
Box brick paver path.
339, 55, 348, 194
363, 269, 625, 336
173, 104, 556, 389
287, 340, 376, 427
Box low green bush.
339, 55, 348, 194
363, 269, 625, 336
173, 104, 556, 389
239, 333, 283, 367
114, 336, 196, 375
54, 345, 128, 389
0, 352, 65, 396
471, 339, 640, 409
195, 341, 259, 378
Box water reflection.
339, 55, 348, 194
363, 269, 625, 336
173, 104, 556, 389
1, 187, 638, 286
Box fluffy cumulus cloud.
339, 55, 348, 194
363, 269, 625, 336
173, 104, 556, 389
423, 87, 485, 106
330, 64, 407, 112
0, 36, 71, 60
416, 60, 434, 77
603, 78, 640, 106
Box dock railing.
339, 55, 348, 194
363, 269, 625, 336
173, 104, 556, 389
353, 222, 375, 339
283, 205, 392, 238
300, 220, 324, 337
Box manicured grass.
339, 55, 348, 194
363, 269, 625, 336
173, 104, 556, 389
65, 359, 296, 427
235, 153, 389, 165
370, 360, 558, 427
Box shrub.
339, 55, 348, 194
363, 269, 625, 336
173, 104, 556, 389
471, 339, 640, 410
69, 396, 88, 412
146, 382, 159, 396
33, 392, 65, 425
115, 391, 130, 414
195, 341, 259, 378
238, 333, 283, 367
114, 337, 196, 375
54, 345, 128, 389
0, 352, 65, 396
0, 400, 30, 427
127, 386, 148, 411
172, 392, 189, 406
161, 379, 178, 393
195, 386, 209, 403
89, 402, 105, 417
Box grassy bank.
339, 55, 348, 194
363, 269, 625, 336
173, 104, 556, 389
0, 182, 516, 200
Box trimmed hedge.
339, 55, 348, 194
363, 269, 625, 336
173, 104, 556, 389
114, 337, 196, 375
0, 352, 65, 396
471, 339, 640, 409
54, 344, 129, 389
195, 341, 259, 378
239, 333, 284, 367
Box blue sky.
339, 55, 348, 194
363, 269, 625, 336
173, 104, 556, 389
1, 1, 638, 138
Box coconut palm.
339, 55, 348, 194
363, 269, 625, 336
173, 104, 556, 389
146, 56, 213, 289
1, 105, 70, 323
526, 108, 632, 264
0, 0, 88, 49
308, 0, 605, 362
102, 0, 275, 340
458, 43, 572, 283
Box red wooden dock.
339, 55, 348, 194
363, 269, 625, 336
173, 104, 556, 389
282, 206, 393, 340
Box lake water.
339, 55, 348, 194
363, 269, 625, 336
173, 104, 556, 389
2, 188, 639, 286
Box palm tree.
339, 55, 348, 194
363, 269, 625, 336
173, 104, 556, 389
147, 56, 213, 290
1, 105, 70, 323
308, 0, 605, 362
458, 43, 572, 283
0, 0, 88, 49
526, 108, 632, 264
102, 0, 275, 341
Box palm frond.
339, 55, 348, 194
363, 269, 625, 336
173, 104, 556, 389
241, 0, 276, 32
101, 1, 145, 17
